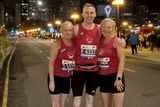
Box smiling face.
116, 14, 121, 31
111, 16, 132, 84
100, 18, 116, 38
61, 21, 74, 40
82, 4, 96, 24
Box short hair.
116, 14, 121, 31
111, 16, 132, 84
82, 3, 96, 12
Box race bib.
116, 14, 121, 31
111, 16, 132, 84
98, 57, 110, 70
80, 44, 97, 59
62, 59, 75, 73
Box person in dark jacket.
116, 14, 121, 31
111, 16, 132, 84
129, 32, 139, 55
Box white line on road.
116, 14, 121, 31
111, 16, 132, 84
46, 57, 50, 60
124, 68, 136, 72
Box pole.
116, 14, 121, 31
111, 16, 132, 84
116, 4, 120, 38
74, 19, 76, 25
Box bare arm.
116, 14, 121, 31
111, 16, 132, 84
48, 40, 60, 91
114, 38, 125, 91
117, 37, 126, 48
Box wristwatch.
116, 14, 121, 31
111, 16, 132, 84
117, 77, 122, 81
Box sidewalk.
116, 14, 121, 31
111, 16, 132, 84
125, 46, 160, 63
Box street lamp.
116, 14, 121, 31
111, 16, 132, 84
112, 0, 124, 37
71, 13, 79, 25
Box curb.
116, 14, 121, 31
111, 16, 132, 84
0, 46, 14, 73
1, 47, 15, 107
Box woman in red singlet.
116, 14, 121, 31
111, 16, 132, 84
98, 18, 125, 107
48, 21, 76, 107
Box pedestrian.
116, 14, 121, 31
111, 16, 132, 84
129, 32, 139, 55
48, 21, 76, 107
157, 34, 160, 51
98, 18, 125, 107
148, 31, 157, 52
71, 3, 100, 107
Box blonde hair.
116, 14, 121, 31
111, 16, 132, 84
100, 18, 116, 32
60, 21, 73, 32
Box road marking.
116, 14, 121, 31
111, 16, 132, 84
124, 68, 136, 72
2, 47, 16, 107
15, 38, 19, 45
46, 57, 50, 60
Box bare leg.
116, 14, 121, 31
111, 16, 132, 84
50, 94, 60, 107
112, 92, 124, 107
85, 93, 94, 107
101, 92, 113, 107
60, 93, 68, 107
72, 96, 82, 107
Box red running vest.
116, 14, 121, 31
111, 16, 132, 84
74, 23, 100, 71
54, 38, 76, 77
98, 36, 119, 75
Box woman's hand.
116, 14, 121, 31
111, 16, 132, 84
114, 79, 124, 92
49, 81, 55, 92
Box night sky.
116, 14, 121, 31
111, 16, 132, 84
136, 0, 159, 12
1, 0, 160, 16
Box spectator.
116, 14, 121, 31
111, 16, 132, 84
129, 32, 139, 55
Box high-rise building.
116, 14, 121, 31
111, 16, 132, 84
21, 0, 29, 21
15, 4, 21, 26
28, 0, 37, 20
28, 0, 49, 22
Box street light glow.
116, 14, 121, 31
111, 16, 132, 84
47, 23, 53, 27
112, 0, 124, 5
71, 14, 79, 19
55, 20, 62, 26
37, 1, 43, 6
148, 23, 153, 27
71, 13, 79, 24
122, 21, 128, 26
31, 12, 35, 16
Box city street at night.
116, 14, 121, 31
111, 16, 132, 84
1, 37, 160, 107
0, 0, 160, 107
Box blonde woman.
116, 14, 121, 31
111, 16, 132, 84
48, 21, 76, 107
98, 18, 125, 107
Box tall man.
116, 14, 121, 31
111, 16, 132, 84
71, 3, 100, 107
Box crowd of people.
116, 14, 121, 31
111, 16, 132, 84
48, 3, 126, 107
125, 30, 160, 54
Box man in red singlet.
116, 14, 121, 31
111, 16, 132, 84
48, 21, 76, 107
71, 3, 100, 107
